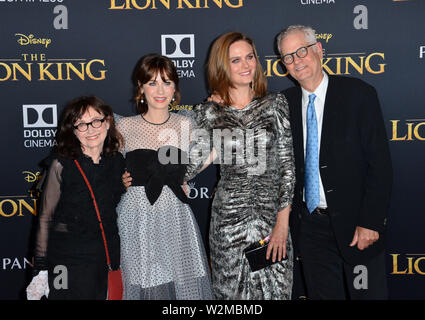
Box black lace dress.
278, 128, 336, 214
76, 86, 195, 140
33, 153, 126, 300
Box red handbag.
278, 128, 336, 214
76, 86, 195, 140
74, 159, 123, 300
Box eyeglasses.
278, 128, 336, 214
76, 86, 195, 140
74, 118, 106, 132
281, 43, 317, 65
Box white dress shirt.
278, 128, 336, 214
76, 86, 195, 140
302, 72, 329, 208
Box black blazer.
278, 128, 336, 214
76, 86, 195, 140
283, 75, 393, 265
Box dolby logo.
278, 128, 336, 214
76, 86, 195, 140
22, 104, 57, 128
161, 34, 196, 78
22, 104, 58, 148
161, 34, 195, 58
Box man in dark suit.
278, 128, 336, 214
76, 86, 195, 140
277, 25, 392, 299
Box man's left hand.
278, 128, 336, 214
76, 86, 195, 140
349, 226, 379, 250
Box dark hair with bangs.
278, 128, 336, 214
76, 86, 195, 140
133, 53, 181, 114
55, 95, 123, 159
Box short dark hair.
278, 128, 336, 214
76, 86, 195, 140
133, 53, 181, 114
56, 96, 123, 159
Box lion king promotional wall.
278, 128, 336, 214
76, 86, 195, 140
0, 0, 424, 300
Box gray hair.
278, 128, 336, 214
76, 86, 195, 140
276, 25, 317, 55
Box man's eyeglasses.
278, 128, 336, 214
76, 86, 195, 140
281, 43, 317, 65
74, 118, 106, 132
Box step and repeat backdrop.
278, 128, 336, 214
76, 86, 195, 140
0, 0, 424, 300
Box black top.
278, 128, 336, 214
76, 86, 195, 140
126, 146, 189, 205
34, 152, 126, 270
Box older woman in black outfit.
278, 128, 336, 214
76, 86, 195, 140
26, 96, 126, 300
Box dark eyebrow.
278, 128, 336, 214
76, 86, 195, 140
229, 51, 254, 60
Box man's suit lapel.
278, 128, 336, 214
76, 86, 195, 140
319, 75, 340, 165
289, 88, 304, 171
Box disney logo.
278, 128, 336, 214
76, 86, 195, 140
22, 171, 41, 183
15, 33, 52, 48
169, 104, 193, 111
316, 33, 333, 43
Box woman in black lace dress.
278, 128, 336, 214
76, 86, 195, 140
26, 96, 126, 300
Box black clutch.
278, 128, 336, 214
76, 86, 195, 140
244, 241, 287, 272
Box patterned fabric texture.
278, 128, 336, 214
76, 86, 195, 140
116, 113, 212, 300
186, 93, 295, 300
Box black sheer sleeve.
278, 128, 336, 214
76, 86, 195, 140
34, 159, 63, 270
113, 152, 126, 204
